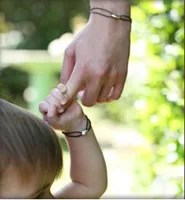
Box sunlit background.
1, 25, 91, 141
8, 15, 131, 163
0, 0, 184, 198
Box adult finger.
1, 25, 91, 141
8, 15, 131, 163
66, 66, 84, 100
108, 73, 127, 100
60, 44, 75, 84
97, 73, 116, 102
81, 79, 103, 107
45, 95, 60, 118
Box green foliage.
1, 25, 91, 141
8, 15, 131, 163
99, 79, 141, 127
0, 0, 88, 49
101, 0, 184, 196
0, 67, 28, 106
134, 0, 184, 195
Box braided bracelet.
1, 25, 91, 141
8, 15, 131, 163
62, 115, 91, 137
90, 7, 132, 23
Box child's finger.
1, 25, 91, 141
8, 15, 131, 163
39, 101, 49, 114
45, 95, 61, 109
58, 107, 64, 113
50, 88, 67, 105
58, 84, 69, 104
47, 104, 57, 118
43, 114, 49, 124
58, 83, 67, 94
45, 95, 60, 117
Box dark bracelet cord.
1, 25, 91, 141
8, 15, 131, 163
90, 7, 132, 23
62, 115, 91, 138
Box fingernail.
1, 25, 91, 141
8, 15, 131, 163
58, 108, 64, 113
61, 99, 67, 105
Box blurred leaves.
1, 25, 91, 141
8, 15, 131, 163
133, 0, 184, 195
100, 0, 184, 196
0, 0, 88, 49
0, 67, 28, 106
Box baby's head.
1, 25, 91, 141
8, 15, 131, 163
0, 98, 63, 198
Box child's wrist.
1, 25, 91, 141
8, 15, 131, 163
64, 114, 87, 133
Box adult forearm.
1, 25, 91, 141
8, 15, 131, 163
90, 0, 131, 15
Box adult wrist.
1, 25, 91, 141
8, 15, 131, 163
90, 7, 132, 23
88, 11, 131, 35
90, 0, 131, 16
89, 0, 131, 32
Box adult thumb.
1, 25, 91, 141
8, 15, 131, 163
60, 45, 75, 84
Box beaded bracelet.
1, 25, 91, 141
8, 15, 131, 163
62, 115, 91, 137
90, 7, 132, 23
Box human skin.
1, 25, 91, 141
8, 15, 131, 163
61, 0, 131, 106
0, 84, 107, 199
39, 84, 107, 198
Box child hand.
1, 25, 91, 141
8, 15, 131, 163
39, 83, 86, 132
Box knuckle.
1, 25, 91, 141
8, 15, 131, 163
51, 88, 57, 95
82, 61, 110, 79
110, 70, 118, 79
48, 95, 53, 102
95, 69, 107, 78
96, 63, 110, 78
75, 62, 87, 71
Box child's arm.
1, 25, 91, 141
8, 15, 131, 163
39, 84, 107, 199
56, 118, 107, 199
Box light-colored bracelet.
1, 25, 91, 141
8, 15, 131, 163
90, 7, 132, 23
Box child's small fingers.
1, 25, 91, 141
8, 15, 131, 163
58, 83, 67, 94
43, 114, 49, 124
50, 88, 67, 105
60, 94, 67, 105
39, 101, 49, 114
44, 112, 57, 127
57, 84, 69, 105
50, 88, 62, 102
45, 95, 60, 117
46, 95, 61, 109
47, 104, 57, 118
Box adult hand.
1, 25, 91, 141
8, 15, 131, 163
61, 2, 131, 107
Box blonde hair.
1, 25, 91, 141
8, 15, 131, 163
0, 98, 63, 183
